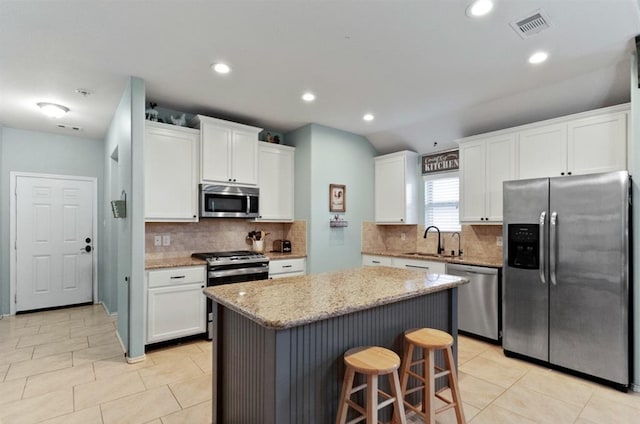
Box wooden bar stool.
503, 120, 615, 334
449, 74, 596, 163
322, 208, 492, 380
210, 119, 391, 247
399, 328, 466, 424
336, 346, 407, 424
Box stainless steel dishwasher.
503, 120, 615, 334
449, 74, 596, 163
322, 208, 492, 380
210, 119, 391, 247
445, 263, 501, 342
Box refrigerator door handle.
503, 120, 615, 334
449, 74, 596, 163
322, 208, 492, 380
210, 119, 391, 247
550, 211, 558, 286
539, 211, 546, 284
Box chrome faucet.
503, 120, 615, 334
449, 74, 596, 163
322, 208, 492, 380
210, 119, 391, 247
424, 226, 444, 255
451, 232, 463, 256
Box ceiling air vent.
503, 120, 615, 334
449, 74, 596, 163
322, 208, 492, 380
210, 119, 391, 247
56, 123, 83, 132
510, 9, 551, 39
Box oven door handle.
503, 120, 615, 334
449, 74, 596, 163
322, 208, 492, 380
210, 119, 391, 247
208, 266, 269, 279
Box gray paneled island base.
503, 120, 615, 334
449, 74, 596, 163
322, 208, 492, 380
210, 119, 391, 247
204, 266, 468, 424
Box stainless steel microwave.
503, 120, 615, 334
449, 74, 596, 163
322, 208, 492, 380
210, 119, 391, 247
199, 184, 260, 218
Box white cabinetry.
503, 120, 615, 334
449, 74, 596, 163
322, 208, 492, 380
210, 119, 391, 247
518, 124, 568, 180
190, 115, 262, 185
518, 110, 627, 179
269, 258, 306, 279
459, 134, 515, 223
146, 266, 206, 344
362, 255, 392, 267
391, 257, 446, 274
257, 144, 295, 221
361, 255, 446, 274
144, 122, 199, 222
374, 151, 419, 224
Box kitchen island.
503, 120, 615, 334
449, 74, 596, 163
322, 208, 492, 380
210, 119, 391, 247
204, 266, 468, 424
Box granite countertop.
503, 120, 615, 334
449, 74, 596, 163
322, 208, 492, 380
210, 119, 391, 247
362, 251, 502, 268
145, 252, 306, 269
145, 257, 207, 269
204, 266, 468, 329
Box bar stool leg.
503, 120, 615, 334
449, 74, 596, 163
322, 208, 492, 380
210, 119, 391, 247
444, 346, 466, 424
400, 343, 414, 396
423, 348, 436, 424
366, 374, 378, 423
388, 370, 408, 424
336, 368, 355, 424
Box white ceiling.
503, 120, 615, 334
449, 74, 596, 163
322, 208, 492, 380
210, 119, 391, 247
1, 0, 639, 154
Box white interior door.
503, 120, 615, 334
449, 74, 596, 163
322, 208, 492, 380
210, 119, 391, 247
16, 175, 94, 311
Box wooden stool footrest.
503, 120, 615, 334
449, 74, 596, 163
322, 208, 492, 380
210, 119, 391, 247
349, 383, 367, 395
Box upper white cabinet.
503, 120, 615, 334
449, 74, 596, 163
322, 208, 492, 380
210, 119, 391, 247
518, 110, 627, 179
567, 112, 627, 176
459, 134, 515, 223
518, 123, 567, 180
190, 115, 262, 185
144, 121, 199, 222
375, 151, 419, 224
257, 143, 295, 221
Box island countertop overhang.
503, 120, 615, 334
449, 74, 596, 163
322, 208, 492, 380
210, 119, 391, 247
203, 266, 468, 329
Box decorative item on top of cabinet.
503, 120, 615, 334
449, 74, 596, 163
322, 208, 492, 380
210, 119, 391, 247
374, 150, 419, 224
144, 121, 199, 222
458, 133, 516, 224
256, 143, 295, 221
190, 115, 262, 186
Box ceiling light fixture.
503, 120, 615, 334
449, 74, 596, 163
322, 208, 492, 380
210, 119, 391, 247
212, 63, 231, 74
37, 102, 69, 119
528, 51, 548, 64
302, 92, 316, 102
363, 113, 374, 122
466, 0, 494, 17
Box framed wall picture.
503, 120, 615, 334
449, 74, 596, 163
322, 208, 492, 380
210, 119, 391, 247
329, 184, 346, 212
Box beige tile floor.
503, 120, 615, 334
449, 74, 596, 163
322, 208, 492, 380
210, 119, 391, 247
1, 304, 639, 424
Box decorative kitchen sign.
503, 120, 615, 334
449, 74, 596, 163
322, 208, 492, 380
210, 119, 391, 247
329, 184, 346, 212
422, 149, 459, 174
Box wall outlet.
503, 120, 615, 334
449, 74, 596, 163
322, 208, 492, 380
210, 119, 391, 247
154, 236, 161, 247
162, 235, 171, 246
401, 233, 406, 241
496, 236, 503, 247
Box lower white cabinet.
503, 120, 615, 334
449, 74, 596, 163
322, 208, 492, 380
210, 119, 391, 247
146, 266, 206, 344
362, 255, 392, 267
269, 258, 306, 279
361, 255, 446, 274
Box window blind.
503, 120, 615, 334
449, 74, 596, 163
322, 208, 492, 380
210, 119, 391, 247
424, 174, 461, 232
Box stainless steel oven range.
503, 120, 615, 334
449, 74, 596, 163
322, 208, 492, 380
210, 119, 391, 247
192, 250, 269, 339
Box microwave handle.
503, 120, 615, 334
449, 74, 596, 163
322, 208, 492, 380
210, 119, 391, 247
246, 196, 250, 214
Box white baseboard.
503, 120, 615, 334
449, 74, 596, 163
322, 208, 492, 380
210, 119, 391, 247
631, 382, 640, 393
99, 301, 118, 317
127, 354, 146, 364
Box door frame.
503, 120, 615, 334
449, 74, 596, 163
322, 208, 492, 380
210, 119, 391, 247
9, 172, 98, 315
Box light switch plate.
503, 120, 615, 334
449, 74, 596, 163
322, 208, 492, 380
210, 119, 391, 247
496, 236, 503, 246
162, 235, 171, 246
154, 236, 161, 247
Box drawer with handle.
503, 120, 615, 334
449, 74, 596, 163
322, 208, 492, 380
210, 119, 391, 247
148, 266, 206, 288
362, 255, 392, 267
269, 258, 306, 275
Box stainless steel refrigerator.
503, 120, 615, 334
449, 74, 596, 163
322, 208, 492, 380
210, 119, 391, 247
502, 170, 630, 388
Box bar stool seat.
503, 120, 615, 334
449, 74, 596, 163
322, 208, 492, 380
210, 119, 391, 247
399, 328, 466, 423
336, 346, 407, 424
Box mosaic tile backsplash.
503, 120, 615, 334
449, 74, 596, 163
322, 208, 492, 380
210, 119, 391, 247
361, 221, 502, 264
146, 220, 307, 259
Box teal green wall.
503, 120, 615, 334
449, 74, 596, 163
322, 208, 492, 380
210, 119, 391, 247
102, 77, 146, 359
0, 127, 104, 316
630, 53, 639, 391
287, 124, 377, 274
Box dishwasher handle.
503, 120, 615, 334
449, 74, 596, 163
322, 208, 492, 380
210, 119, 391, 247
445, 264, 498, 275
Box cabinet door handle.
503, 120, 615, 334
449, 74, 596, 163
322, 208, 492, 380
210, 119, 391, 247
405, 265, 429, 270
201, 285, 205, 289
282, 265, 292, 268
372, 260, 381, 264
170, 275, 186, 279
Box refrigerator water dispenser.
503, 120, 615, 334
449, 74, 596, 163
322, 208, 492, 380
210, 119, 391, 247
507, 224, 539, 269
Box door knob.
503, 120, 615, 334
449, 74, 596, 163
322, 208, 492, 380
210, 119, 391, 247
80, 246, 92, 253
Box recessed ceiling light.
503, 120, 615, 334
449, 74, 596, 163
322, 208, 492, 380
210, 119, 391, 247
212, 63, 231, 74
528, 51, 548, 64
37, 102, 69, 119
75, 88, 93, 97
302, 92, 316, 102
466, 0, 494, 17
363, 113, 374, 122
